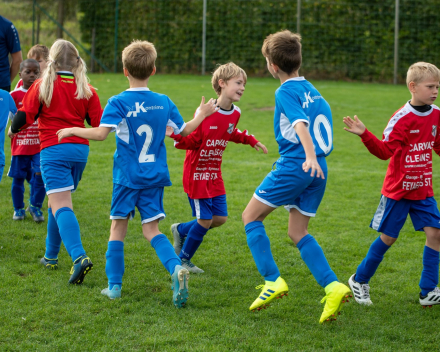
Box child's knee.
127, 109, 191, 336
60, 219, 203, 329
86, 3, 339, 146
197, 218, 212, 229
380, 233, 397, 246
211, 216, 227, 228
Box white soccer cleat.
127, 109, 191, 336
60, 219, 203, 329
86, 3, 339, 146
181, 258, 204, 274
171, 223, 186, 255
348, 274, 373, 305
420, 287, 440, 307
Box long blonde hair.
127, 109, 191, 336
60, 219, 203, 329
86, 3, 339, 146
39, 39, 93, 106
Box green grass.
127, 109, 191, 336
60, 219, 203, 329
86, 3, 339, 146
1, 75, 440, 351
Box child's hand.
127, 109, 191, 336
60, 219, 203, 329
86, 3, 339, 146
254, 142, 268, 154
198, 97, 219, 118
303, 158, 325, 179
7, 126, 17, 139
343, 115, 366, 135
56, 128, 74, 142
165, 126, 174, 137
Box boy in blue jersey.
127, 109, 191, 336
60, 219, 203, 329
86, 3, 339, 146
57, 40, 218, 307
241, 30, 351, 323
0, 89, 17, 181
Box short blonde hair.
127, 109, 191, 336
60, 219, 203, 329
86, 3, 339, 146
406, 62, 440, 86
262, 30, 302, 75
122, 40, 157, 80
211, 62, 247, 97
27, 44, 49, 61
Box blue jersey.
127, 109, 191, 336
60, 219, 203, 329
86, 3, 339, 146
100, 87, 186, 189
0, 89, 17, 166
0, 16, 21, 87
274, 77, 333, 159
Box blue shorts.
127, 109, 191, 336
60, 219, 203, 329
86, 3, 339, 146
8, 154, 41, 179
371, 196, 440, 238
254, 157, 327, 217
188, 194, 228, 219
40, 159, 87, 195
110, 184, 165, 224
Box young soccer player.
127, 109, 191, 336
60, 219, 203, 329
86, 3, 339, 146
167, 62, 267, 274
8, 59, 46, 222
241, 30, 351, 323
0, 90, 17, 182
56, 40, 218, 307
9, 39, 103, 284
343, 62, 440, 307
14, 44, 49, 90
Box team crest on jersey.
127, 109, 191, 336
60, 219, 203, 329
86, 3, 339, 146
432, 125, 437, 137
227, 123, 234, 134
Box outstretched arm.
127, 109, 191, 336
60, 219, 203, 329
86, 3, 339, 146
343, 115, 366, 135
180, 97, 218, 137
57, 126, 112, 142
295, 121, 324, 179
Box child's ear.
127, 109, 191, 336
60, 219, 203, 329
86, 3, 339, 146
151, 66, 156, 76
123, 67, 129, 77
218, 79, 227, 88
408, 81, 416, 93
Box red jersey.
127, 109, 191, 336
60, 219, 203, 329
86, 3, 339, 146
14, 79, 23, 90
171, 105, 258, 199
10, 87, 40, 155
360, 102, 440, 201
19, 72, 102, 150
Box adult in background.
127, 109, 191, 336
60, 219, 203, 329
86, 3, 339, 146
0, 15, 22, 92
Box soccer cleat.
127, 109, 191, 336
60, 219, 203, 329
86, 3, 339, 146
40, 256, 58, 270
320, 282, 352, 323
249, 277, 289, 311
419, 287, 440, 306
171, 223, 186, 255
68, 255, 93, 285
27, 205, 44, 223
348, 274, 373, 305
171, 265, 189, 308
181, 258, 204, 274
101, 285, 122, 300
12, 208, 26, 220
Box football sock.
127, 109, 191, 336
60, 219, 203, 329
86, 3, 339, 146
179, 222, 209, 260
151, 234, 181, 274
11, 178, 25, 210
30, 173, 45, 209
245, 221, 280, 282
177, 219, 197, 238
355, 236, 390, 283
419, 246, 440, 296
55, 207, 86, 262
105, 241, 125, 290
44, 208, 62, 259
297, 234, 338, 288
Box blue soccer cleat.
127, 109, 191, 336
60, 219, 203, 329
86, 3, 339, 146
12, 208, 26, 221
27, 205, 44, 223
171, 265, 189, 308
40, 256, 58, 270
69, 255, 93, 284
101, 285, 122, 300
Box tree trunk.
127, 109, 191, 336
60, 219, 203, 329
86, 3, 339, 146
57, 0, 64, 39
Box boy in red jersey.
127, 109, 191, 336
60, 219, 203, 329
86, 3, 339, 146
9, 58, 45, 221
168, 62, 267, 273
343, 62, 440, 307
14, 45, 48, 90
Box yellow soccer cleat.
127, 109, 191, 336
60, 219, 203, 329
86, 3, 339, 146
249, 277, 289, 311
319, 282, 352, 323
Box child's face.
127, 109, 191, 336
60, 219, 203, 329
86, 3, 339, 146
220, 74, 246, 102
410, 78, 439, 105
30, 56, 48, 73
19, 62, 40, 89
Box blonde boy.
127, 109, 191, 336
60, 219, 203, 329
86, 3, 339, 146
57, 40, 218, 307
344, 62, 440, 307
168, 62, 267, 273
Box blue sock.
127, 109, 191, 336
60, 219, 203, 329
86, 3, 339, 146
355, 236, 390, 283
151, 234, 181, 274
420, 246, 440, 296
105, 241, 124, 290
44, 208, 62, 259
30, 174, 46, 208
11, 178, 25, 210
297, 234, 338, 288
245, 221, 280, 282
177, 219, 197, 238
55, 207, 86, 262
179, 222, 209, 260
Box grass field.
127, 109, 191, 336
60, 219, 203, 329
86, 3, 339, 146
1, 74, 440, 351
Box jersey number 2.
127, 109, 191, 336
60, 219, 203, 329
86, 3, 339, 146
137, 124, 156, 163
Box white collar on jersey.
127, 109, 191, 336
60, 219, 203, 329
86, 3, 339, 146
56, 71, 73, 74
282, 77, 306, 85
218, 104, 236, 116
405, 101, 437, 117
126, 87, 150, 91
17, 86, 28, 93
